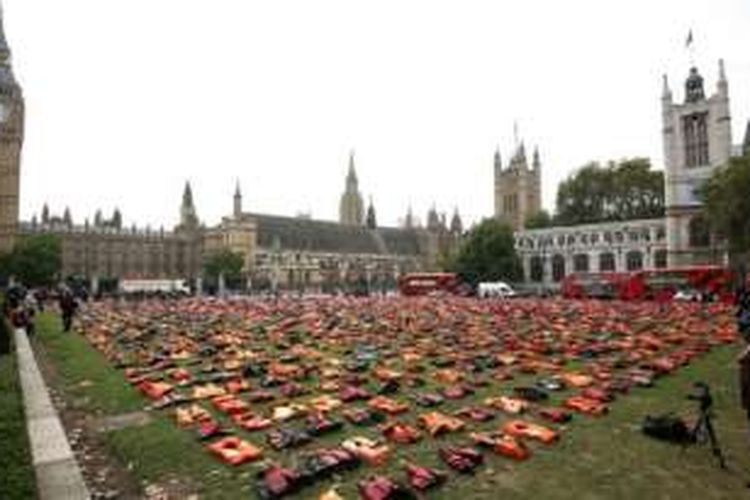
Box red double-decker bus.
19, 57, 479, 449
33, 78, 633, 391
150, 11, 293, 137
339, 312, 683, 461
397, 273, 464, 296
561, 272, 629, 300
620, 266, 735, 302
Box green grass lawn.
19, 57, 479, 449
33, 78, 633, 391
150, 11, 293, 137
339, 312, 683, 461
35, 311, 750, 499
0, 319, 38, 500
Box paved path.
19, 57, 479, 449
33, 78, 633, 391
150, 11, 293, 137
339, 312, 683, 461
14, 328, 90, 500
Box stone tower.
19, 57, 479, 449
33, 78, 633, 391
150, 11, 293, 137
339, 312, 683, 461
0, 6, 24, 254
339, 152, 364, 226
493, 142, 542, 231
662, 61, 732, 266
178, 181, 199, 231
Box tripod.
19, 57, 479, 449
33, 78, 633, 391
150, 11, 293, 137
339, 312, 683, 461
688, 382, 727, 469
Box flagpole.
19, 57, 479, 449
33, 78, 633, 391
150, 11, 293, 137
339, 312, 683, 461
686, 29, 695, 67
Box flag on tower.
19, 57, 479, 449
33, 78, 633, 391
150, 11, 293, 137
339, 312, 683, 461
685, 29, 693, 48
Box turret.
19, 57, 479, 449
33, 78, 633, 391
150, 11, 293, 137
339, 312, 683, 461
365, 196, 377, 229
179, 181, 199, 230
662, 74, 672, 104
112, 208, 122, 230
450, 208, 463, 235
233, 180, 242, 218
63, 207, 72, 227
426, 205, 440, 232
404, 205, 414, 229
717, 59, 728, 98
532, 146, 541, 171
684, 67, 705, 103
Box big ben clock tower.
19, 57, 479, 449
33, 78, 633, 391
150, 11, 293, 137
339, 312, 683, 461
0, 4, 24, 254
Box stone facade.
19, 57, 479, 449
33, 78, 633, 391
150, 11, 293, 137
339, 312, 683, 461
0, 11, 23, 255
662, 62, 732, 267
494, 143, 542, 231
513, 59, 743, 285
339, 152, 364, 226
515, 218, 668, 286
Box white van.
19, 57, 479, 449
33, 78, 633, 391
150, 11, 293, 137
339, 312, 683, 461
477, 281, 516, 298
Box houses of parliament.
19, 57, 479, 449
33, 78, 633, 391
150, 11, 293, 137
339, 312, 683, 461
1, 5, 749, 290
0, 6, 470, 292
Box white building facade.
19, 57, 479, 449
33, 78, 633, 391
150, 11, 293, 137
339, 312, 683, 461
516, 218, 668, 286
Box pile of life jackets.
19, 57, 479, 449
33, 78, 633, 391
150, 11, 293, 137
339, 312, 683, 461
74, 296, 736, 496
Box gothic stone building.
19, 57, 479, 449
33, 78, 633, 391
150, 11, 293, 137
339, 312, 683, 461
512, 60, 744, 287
0, 5, 457, 289
0, 10, 23, 255
494, 143, 542, 232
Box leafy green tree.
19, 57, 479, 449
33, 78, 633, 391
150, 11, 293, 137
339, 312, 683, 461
555, 158, 664, 225
524, 209, 553, 229
203, 249, 244, 282
4, 235, 62, 287
701, 154, 750, 261
450, 218, 522, 286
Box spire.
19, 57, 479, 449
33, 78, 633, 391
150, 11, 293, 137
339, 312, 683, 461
717, 59, 728, 96
345, 150, 359, 191
182, 181, 194, 207
233, 179, 242, 217
427, 204, 440, 231
494, 147, 502, 172
179, 180, 199, 230
366, 196, 377, 229
0, 3, 10, 63
662, 74, 672, 101
450, 207, 463, 235
112, 207, 122, 229
533, 146, 541, 170
404, 204, 414, 229
63, 207, 72, 227
348, 150, 356, 177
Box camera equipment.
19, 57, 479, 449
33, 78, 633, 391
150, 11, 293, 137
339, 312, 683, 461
687, 382, 726, 469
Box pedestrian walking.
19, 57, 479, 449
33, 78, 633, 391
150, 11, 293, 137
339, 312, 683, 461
59, 288, 78, 332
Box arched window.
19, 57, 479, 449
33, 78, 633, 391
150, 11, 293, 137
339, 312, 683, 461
552, 255, 566, 282
626, 250, 643, 271
689, 216, 711, 248
654, 249, 668, 269
530, 256, 544, 282
599, 252, 616, 272
573, 254, 589, 273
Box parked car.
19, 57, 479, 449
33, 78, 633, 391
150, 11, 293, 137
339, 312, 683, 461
477, 282, 517, 298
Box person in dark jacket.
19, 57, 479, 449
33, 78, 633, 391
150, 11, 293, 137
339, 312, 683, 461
59, 288, 78, 332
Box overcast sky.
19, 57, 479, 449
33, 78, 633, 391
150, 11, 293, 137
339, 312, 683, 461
5, 0, 750, 230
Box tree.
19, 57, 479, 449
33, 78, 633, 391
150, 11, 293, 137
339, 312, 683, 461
701, 154, 750, 262
203, 249, 244, 282
524, 209, 553, 229
555, 158, 664, 225
2, 235, 62, 287
449, 218, 523, 286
